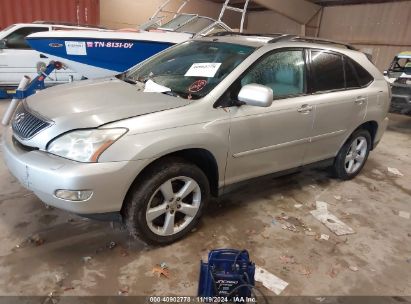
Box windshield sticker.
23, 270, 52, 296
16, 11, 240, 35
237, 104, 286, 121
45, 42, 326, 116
189, 80, 207, 93
144, 79, 172, 93
185, 63, 222, 78
65, 41, 87, 56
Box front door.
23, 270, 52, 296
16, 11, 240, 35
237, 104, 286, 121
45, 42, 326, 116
225, 49, 315, 185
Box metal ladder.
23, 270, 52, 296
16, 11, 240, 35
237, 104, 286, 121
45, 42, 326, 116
150, 0, 191, 26
218, 0, 251, 33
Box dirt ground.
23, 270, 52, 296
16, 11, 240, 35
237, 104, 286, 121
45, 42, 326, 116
0, 99, 410, 299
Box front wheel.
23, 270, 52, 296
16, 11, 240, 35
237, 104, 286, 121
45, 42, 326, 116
332, 129, 371, 180
124, 158, 210, 245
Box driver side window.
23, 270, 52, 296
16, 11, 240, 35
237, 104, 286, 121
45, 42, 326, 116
241, 50, 306, 99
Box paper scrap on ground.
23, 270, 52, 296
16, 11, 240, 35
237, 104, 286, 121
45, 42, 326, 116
185, 63, 222, 77
387, 167, 404, 176
310, 201, 355, 236
255, 266, 288, 295
398, 211, 410, 219
144, 79, 171, 93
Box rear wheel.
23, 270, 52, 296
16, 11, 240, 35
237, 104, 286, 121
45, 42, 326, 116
332, 129, 371, 180
124, 158, 210, 245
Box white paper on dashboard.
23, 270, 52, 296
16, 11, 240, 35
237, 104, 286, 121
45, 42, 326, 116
144, 79, 172, 93
65, 41, 87, 56
185, 63, 222, 78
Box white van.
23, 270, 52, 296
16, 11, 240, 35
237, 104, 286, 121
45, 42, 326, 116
0, 21, 102, 88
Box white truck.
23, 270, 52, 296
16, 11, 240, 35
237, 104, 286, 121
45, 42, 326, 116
0, 21, 102, 89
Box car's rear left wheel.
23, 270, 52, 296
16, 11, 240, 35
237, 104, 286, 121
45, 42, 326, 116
332, 129, 371, 180
124, 158, 210, 245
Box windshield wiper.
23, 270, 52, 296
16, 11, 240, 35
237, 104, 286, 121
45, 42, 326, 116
162, 90, 182, 98
123, 77, 137, 85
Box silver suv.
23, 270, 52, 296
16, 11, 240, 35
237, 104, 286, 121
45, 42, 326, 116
3, 34, 390, 245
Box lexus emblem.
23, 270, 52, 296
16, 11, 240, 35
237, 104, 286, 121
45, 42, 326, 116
14, 113, 25, 124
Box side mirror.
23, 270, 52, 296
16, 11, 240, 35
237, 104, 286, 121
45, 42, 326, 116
238, 84, 273, 107
383, 70, 388, 76
404, 64, 411, 75
0, 39, 7, 49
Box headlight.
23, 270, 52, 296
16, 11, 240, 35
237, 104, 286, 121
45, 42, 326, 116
47, 128, 127, 162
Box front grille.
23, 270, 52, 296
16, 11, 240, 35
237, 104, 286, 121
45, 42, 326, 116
12, 103, 51, 140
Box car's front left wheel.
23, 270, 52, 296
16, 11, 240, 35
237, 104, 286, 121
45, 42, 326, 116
124, 158, 210, 245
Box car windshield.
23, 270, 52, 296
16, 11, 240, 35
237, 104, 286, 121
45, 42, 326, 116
126, 41, 255, 99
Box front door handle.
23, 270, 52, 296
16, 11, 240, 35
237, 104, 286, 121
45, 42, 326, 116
297, 104, 313, 114
355, 97, 366, 105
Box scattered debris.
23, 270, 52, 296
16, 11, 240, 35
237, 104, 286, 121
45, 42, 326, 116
298, 265, 312, 276
333, 195, 342, 200
271, 220, 277, 225
280, 255, 296, 264
118, 286, 129, 296
63, 287, 75, 292
261, 231, 270, 239
255, 266, 288, 295
18, 234, 45, 248
82, 256, 92, 263
120, 248, 129, 257
305, 231, 317, 236
310, 201, 355, 236
107, 241, 117, 249
328, 265, 341, 278
387, 167, 404, 177
320, 234, 330, 241
294, 204, 303, 209
316, 297, 326, 303
349, 266, 359, 272
281, 222, 298, 233
152, 265, 170, 278
160, 262, 168, 269
398, 211, 410, 219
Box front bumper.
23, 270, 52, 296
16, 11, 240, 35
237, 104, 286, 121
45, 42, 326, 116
2, 127, 147, 215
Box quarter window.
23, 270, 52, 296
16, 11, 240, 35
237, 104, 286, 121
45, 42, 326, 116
352, 59, 373, 87
310, 51, 345, 92
4, 27, 48, 49
344, 57, 374, 88
241, 50, 306, 98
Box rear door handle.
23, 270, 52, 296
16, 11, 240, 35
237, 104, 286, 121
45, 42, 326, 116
355, 97, 366, 105
297, 104, 313, 113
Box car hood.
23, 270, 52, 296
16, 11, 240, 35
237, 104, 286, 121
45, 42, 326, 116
23, 78, 189, 148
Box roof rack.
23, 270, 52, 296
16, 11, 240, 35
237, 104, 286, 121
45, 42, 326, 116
290, 36, 357, 50
208, 31, 357, 50
209, 31, 288, 39
32, 20, 105, 29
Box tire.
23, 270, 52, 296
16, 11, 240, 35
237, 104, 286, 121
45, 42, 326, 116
332, 129, 371, 180
124, 157, 210, 246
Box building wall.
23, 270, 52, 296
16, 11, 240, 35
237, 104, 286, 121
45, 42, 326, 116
318, 1, 411, 71
244, 1, 411, 71
0, 0, 100, 30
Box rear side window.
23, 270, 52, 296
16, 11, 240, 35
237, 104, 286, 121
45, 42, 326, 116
309, 51, 345, 92
344, 57, 373, 88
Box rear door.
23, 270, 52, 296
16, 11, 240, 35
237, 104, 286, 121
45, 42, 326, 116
0, 26, 50, 87
303, 49, 369, 164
